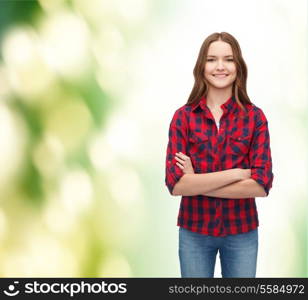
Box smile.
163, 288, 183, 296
213, 74, 228, 78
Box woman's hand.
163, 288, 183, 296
175, 152, 195, 174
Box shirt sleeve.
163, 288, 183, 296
249, 108, 274, 196
165, 108, 188, 195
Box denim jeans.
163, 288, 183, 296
179, 227, 258, 278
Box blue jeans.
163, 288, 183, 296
179, 227, 258, 278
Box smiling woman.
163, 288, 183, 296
205, 43, 237, 92
165, 32, 274, 278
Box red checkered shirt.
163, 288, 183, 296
165, 96, 274, 236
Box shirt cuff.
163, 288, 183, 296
251, 168, 273, 196
165, 161, 184, 195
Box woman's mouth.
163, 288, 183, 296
213, 74, 228, 78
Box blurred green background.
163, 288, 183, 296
0, 0, 307, 277
0, 0, 179, 277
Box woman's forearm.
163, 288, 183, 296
172, 168, 242, 196
203, 178, 266, 198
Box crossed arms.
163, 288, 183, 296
171, 166, 267, 198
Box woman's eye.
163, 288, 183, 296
227, 59, 234, 61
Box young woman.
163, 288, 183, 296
165, 32, 274, 278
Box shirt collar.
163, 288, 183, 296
192, 95, 238, 114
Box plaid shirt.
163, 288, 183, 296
165, 96, 274, 236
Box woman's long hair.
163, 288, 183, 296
186, 32, 251, 112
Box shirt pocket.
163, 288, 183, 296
187, 131, 210, 157
228, 133, 251, 156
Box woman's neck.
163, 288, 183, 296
206, 87, 232, 110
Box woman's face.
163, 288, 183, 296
204, 40, 237, 90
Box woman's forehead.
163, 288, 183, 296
207, 41, 233, 56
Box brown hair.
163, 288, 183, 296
186, 32, 251, 112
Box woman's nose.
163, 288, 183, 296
216, 60, 225, 70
